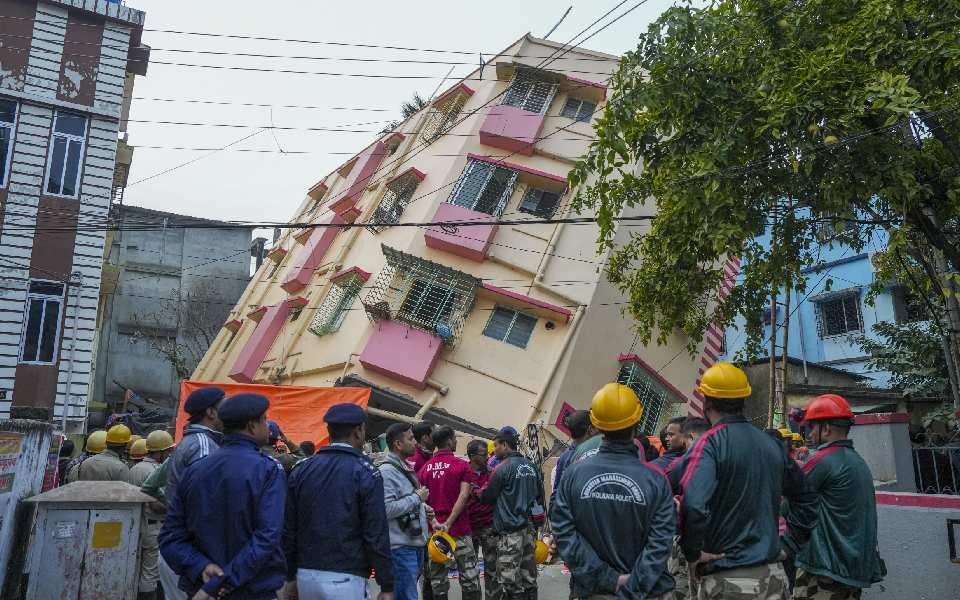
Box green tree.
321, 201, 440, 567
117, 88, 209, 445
570, 0, 960, 365
855, 320, 950, 397
381, 92, 429, 133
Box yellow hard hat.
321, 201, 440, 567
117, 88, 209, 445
427, 531, 457, 564
127, 434, 142, 450
590, 383, 642, 432
146, 430, 175, 452
129, 438, 147, 460
105, 424, 132, 445
487, 440, 495, 456
777, 428, 792, 439
86, 430, 107, 454
698, 362, 752, 399
791, 433, 802, 443
535, 539, 550, 564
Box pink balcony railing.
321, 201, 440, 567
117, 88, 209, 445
358, 319, 444, 389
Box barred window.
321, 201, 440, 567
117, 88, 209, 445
369, 171, 422, 232
617, 359, 679, 435
309, 274, 364, 336
502, 69, 558, 115
561, 97, 596, 122
399, 280, 462, 330
483, 306, 537, 348
422, 90, 469, 142
816, 293, 862, 337
518, 187, 561, 219
448, 159, 518, 217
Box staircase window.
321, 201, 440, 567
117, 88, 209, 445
448, 158, 518, 217
370, 170, 422, 232
422, 88, 471, 142
310, 273, 364, 336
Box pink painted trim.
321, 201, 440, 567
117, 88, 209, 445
706, 337, 722, 354
247, 306, 268, 322
617, 353, 687, 401
481, 283, 572, 322
566, 74, 608, 91
340, 205, 362, 223
875, 491, 960, 510
855, 413, 910, 425
307, 181, 328, 197
384, 132, 405, 145
432, 82, 475, 107
701, 357, 714, 369
330, 266, 372, 283
466, 153, 568, 185
680, 424, 727, 489
293, 228, 313, 244
286, 296, 309, 309
703, 345, 718, 362
223, 319, 243, 332
802, 445, 842, 474
693, 389, 705, 401
386, 167, 426, 187
266, 247, 287, 261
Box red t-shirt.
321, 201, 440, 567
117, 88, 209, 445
418, 449, 472, 537
411, 446, 432, 474
466, 466, 494, 531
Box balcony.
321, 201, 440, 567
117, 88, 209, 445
424, 203, 498, 262
228, 299, 300, 383
281, 214, 345, 293
479, 104, 544, 156
358, 320, 444, 389
329, 140, 388, 217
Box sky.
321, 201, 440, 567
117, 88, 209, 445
121, 0, 671, 228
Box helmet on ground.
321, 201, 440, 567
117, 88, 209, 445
105, 424, 132, 445
535, 539, 550, 564
428, 531, 456, 564
777, 428, 792, 439
590, 383, 642, 432
146, 430, 175, 452
129, 439, 147, 460
86, 431, 107, 454
698, 362, 752, 399
791, 433, 803, 443
127, 434, 142, 450
802, 394, 853, 423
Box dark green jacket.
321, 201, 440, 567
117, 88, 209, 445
479, 452, 544, 533
795, 440, 884, 588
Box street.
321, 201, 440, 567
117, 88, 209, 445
369, 564, 571, 599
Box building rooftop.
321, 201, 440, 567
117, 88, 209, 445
118, 204, 254, 229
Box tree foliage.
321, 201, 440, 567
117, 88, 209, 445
855, 320, 950, 396
570, 0, 960, 351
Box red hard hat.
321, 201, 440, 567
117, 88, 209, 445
802, 394, 854, 422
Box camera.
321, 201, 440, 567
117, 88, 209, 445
397, 510, 422, 537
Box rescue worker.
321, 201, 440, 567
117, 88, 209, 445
129, 438, 148, 464
487, 426, 518, 470
552, 383, 676, 600
466, 439, 498, 600
793, 394, 884, 600
792, 433, 811, 462
479, 429, 545, 600
650, 416, 687, 471
56, 439, 75, 486
412, 421, 436, 473
665, 418, 710, 599
127, 434, 143, 465
379, 423, 431, 600
549, 410, 595, 508
160, 386, 225, 600
78, 424, 132, 482
129, 431, 175, 600
283, 403, 394, 600
668, 362, 818, 600
63, 430, 106, 483
159, 393, 286, 600
418, 426, 481, 600
264, 420, 302, 472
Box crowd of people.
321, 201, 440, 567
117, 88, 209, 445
57, 359, 885, 600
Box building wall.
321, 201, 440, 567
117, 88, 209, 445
193, 36, 704, 432
91, 207, 251, 416
0, 0, 145, 429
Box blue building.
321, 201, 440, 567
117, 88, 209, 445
721, 225, 924, 388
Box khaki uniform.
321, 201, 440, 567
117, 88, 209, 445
697, 562, 789, 600
76, 449, 130, 483
428, 534, 481, 597
130, 457, 162, 593
793, 569, 863, 600
128, 456, 159, 487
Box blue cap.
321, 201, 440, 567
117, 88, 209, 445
218, 393, 270, 425
499, 426, 519, 437
323, 403, 366, 426
267, 419, 282, 443
183, 387, 225, 414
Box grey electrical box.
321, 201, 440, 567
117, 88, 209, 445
24, 481, 154, 600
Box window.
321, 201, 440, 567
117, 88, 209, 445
561, 97, 596, 123
483, 306, 537, 348
816, 293, 863, 337
221, 329, 238, 352
518, 187, 561, 219
893, 285, 929, 324
370, 171, 422, 232
310, 274, 364, 336
399, 280, 462, 330
422, 90, 470, 142
502, 69, 558, 115
617, 360, 678, 435
19, 280, 65, 364
448, 159, 518, 217
0, 99, 17, 188
45, 111, 87, 197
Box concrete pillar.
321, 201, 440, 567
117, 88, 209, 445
850, 413, 916, 492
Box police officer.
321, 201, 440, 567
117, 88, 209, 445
668, 363, 818, 599
159, 393, 286, 600
552, 383, 676, 600
479, 429, 545, 600
793, 394, 884, 600
78, 424, 132, 482
283, 403, 394, 600
129, 431, 176, 600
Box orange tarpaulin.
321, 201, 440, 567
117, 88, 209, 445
176, 381, 370, 446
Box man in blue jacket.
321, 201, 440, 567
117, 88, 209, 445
159, 393, 286, 600
283, 403, 394, 600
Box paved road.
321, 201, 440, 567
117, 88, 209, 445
370, 563, 570, 599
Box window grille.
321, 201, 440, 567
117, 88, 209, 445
518, 187, 561, 219
363, 245, 479, 344
0, 99, 17, 188
369, 171, 422, 232
814, 292, 863, 337
447, 159, 518, 217
45, 111, 87, 198
617, 359, 679, 435
561, 97, 596, 123
421, 90, 469, 142
20, 280, 66, 364
483, 306, 537, 348
309, 272, 365, 336
502, 68, 559, 115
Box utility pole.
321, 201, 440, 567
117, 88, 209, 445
768, 290, 778, 428
777, 279, 792, 427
